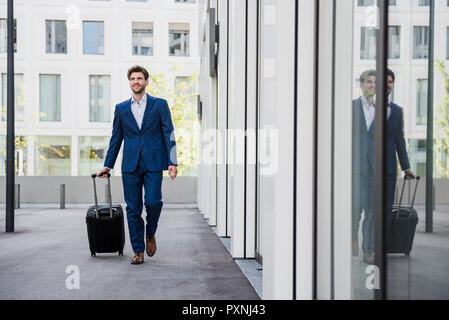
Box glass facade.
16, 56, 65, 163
1, 73, 24, 122
79, 136, 110, 176
34, 136, 71, 176
39, 74, 61, 122
198, 0, 449, 300
89, 75, 111, 123
83, 21, 104, 55
169, 23, 190, 56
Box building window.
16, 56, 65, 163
39, 74, 61, 122
416, 79, 428, 125
79, 136, 110, 176
361, 26, 401, 60
418, 0, 430, 6
89, 75, 111, 123
357, 0, 396, 6
0, 18, 16, 53
46, 20, 67, 54
175, 0, 196, 3
132, 22, 153, 56
169, 23, 190, 57
0, 135, 28, 176
1, 73, 24, 122
413, 26, 429, 59
34, 136, 71, 176
388, 26, 400, 59
83, 21, 104, 55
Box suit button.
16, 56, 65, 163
140, 133, 142, 136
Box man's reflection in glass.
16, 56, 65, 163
352, 69, 416, 265
352, 70, 376, 264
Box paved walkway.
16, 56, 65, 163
0, 206, 260, 300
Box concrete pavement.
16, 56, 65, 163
0, 206, 260, 300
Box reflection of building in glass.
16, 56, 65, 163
354, 0, 449, 177
0, 0, 199, 177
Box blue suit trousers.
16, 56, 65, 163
122, 154, 163, 253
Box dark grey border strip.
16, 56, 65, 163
6, 0, 15, 233
425, 0, 435, 234
374, 0, 388, 301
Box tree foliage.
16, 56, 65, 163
435, 59, 449, 178
147, 66, 199, 176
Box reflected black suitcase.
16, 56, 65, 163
86, 173, 125, 257
387, 176, 420, 256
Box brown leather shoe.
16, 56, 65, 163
146, 236, 157, 257
363, 252, 375, 264
131, 252, 144, 265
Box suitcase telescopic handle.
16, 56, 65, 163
91, 173, 113, 219
398, 175, 421, 211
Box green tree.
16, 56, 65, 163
146, 66, 199, 176
435, 59, 449, 178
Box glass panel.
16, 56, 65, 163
0, 19, 17, 53
34, 136, 71, 176
1, 73, 24, 122
39, 74, 61, 122
79, 136, 110, 176
132, 22, 153, 56
256, 0, 278, 268
83, 21, 104, 55
46, 20, 67, 54
352, 0, 380, 299
0, 135, 28, 176
169, 23, 190, 56
89, 75, 111, 123
387, 0, 449, 300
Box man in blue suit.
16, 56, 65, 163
97, 66, 178, 265
352, 69, 415, 264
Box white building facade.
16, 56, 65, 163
0, 0, 199, 177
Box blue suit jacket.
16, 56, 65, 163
104, 94, 178, 173
352, 97, 410, 177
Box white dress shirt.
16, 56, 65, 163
131, 94, 147, 130
361, 96, 392, 130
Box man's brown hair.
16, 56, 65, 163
359, 69, 376, 84
127, 65, 150, 80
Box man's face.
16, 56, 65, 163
129, 72, 148, 95
387, 75, 394, 97
360, 75, 376, 99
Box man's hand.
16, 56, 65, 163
97, 167, 110, 179
404, 169, 416, 179
168, 166, 178, 181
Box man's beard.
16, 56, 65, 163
132, 86, 146, 95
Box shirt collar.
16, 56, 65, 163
361, 96, 376, 108
131, 93, 147, 105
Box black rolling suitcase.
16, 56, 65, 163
86, 173, 125, 257
387, 176, 420, 256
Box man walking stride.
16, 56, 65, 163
97, 66, 178, 265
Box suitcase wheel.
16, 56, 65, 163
119, 251, 124, 257
91, 252, 96, 257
